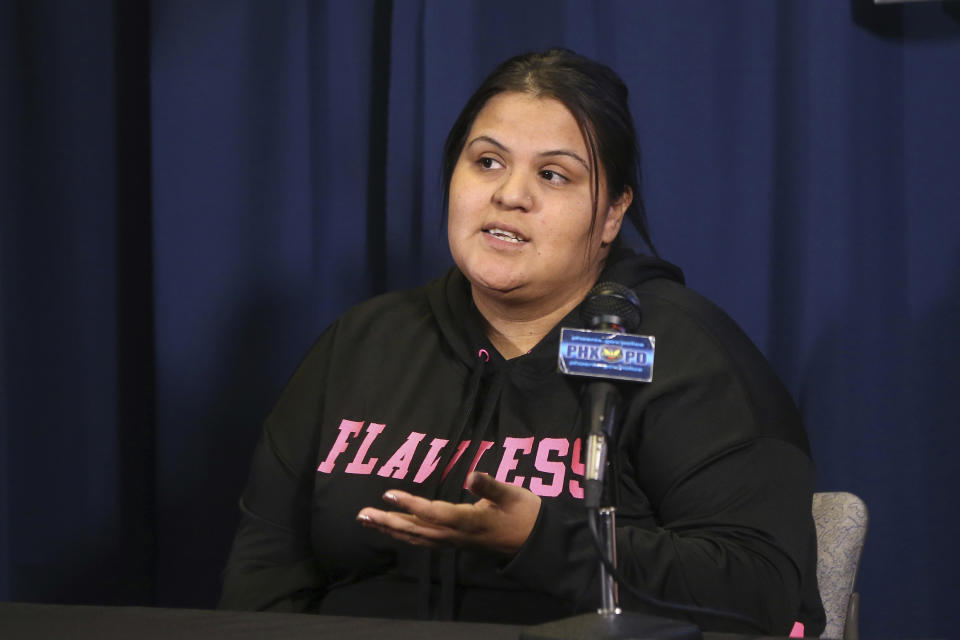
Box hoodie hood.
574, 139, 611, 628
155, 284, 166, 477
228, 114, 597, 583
426, 246, 685, 374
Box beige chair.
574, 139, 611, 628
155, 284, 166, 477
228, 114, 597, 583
811, 492, 868, 640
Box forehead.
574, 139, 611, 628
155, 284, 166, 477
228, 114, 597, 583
467, 92, 588, 157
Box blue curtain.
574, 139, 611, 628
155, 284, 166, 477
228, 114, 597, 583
2, 1, 959, 636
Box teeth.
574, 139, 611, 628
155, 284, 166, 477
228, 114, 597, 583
487, 228, 523, 243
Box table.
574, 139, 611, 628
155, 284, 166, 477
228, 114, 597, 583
0, 602, 773, 639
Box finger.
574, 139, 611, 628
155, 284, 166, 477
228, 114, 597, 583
358, 507, 457, 543
382, 491, 467, 528
358, 517, 439, 548
465, 471, 514, 504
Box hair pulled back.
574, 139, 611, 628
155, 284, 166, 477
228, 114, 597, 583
441, 48, 654, 253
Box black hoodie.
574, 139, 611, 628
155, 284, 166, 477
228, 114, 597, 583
219, 248, 826, 635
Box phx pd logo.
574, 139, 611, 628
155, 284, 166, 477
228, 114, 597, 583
558, 328, 655, 383
601, 345, 623, 363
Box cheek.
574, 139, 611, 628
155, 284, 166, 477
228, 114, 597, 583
539, 200, 597, 254
447, 194, 471, 243
447, 179, 476, 263
447, 171, 475, 231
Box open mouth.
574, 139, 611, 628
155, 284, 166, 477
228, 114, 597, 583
484, 227, 528, 244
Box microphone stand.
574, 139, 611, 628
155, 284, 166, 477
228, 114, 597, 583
520, 381, 702, 640
595, 506, 619, 616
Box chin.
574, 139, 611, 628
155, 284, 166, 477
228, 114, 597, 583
472, 275, 526, 297
456, 259, 523, 292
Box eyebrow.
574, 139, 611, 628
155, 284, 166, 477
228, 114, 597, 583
467, 135, 590, 172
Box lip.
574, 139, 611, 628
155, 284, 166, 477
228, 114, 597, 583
481, 222, 530, 244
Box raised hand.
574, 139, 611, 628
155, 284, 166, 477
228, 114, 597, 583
356, 472, 542, 556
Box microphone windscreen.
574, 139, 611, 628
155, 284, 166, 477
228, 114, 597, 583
581, 282, 641, 333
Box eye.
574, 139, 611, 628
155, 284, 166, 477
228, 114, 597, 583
478, 156, 504, 170
540, 169, 568, 185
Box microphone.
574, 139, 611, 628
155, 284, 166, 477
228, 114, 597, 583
558, 280, 653, 506
578, 282, 642, 509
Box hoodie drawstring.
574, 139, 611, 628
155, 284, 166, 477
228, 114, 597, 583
417, 349, 493, 620
437, 359, 506, 620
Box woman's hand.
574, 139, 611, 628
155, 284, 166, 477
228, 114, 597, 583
356, 472, 542, 556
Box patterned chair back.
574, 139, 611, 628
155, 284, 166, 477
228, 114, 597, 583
811, 491, 868, 640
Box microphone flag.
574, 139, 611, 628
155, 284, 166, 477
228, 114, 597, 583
558, 328, 654, 383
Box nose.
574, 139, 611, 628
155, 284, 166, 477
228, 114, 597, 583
492, 169, 534, 212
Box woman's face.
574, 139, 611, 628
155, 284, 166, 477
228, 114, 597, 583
447, 92, 628, 309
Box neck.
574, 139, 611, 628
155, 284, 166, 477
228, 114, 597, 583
472, 282, 594, 360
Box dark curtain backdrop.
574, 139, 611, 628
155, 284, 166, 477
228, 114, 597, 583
2, 1, 958, 637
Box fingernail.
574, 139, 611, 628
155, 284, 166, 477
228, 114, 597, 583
383, 492, 398, 503
357, 513, 371, 523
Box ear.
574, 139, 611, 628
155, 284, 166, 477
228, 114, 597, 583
600, 188, 632, 244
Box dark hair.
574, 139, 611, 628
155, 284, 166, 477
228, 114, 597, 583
441, 48, 655, 253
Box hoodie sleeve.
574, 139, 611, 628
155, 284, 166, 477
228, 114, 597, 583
217, 328, 336, 612
501, 438, 814, 634
500, 286, 823, 635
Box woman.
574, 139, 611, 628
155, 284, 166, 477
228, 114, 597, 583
219, 49, 825, 635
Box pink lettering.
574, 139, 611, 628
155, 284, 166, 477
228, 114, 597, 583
464, 440, 495, 488
321, 424, 585, 500
344, 423, 385, 474
377, 431, 426, 479
568, 437, 584, 499
317, 419, 364, 473
495, 437, 534, 487
529, 438, 568, 497
413, 438, 449, 484
441, 440, 472, 480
